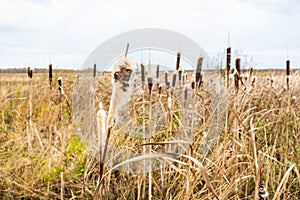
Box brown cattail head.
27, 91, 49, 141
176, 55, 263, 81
250, 67, 253, 77
93, 63, 97, 78
226, 47, 231, 72
184, 87, 188, 101
178, 70, 182, 81
195, 72, 201, 83
147, 77, 153, 92
166, 82, 170, 88
236, 57, 241, 74
156, 64, 160, 79
58, 77, 62, 93
286, 59, 290, 90
164, 71, 168, 86
176, 52, 181, 71
234, 57, 241, 89
140, 63, 145, 84
27, 67, 30, 77
28, 67, 33, 79
158, 86, 162, 95
226, 47, 231, 88
196, 56, 203, 74
172, 73, 177, 88
198, 74, 203, 88
251, 76, 257, 87
49, 64, 53, 82
286, 59, 290, 76
191, 81, 195, 89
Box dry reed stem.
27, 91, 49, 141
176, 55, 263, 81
272, 163, 296, 200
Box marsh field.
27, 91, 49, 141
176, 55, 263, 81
0, 70, 300, 199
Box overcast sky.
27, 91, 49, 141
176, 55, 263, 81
0, 0, 299, 69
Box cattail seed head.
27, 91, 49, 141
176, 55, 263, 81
140, 63, 145, 84
184, 87, 188, 101
58, 77, 62, 93
158, 86, 162, 95
156, 64, 160, 79
250, 67, 253, 77
176, 52, 181, 71
286, 59, 290, 76
27, 67, 33, 79
235, 57, 241, 89
251, 75, 257, 87
147, 77, 153, 92
93, 63, 97, 78
97, 102, 107, 147
191, 81, 195, 89
197, 56, 203, 74
286, 59, 290, 90
178, 70, 182, 82
172, 73, 177, 88
166, 81, 170, 88
195, 72, 201, 83
167, 96, 172, 110
164, 71, 168, 86
49, 64, 53, 82
226, 47, 231, 72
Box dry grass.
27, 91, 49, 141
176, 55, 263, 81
0, 70, 300, 199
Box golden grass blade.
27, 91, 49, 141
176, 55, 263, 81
272, 163, 296, 200
137, 140, 193, 154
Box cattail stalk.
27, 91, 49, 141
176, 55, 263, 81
125, 43, 130, 58
58, 77, 63, 122
27, 67, 33, 150
147, 77, 153, 200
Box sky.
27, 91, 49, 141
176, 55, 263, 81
0, 0, 300, 69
